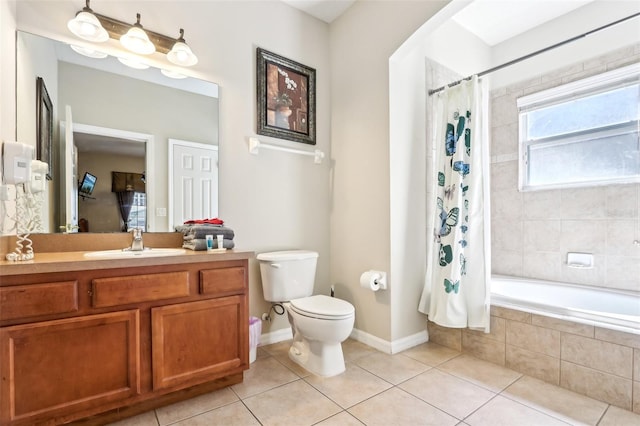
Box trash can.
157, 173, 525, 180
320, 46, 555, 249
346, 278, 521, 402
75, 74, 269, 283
249, 316, 261, 363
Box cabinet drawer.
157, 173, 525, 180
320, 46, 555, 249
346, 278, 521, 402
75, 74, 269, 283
92, 272, 190, 308
200, 267, 246, 295
0, 281, 78, 321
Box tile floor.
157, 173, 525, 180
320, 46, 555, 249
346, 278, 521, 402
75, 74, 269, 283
109, 340, 640, 426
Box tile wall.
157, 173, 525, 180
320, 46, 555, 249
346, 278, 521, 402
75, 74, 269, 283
427, 307, 640, 413
490, 43, 640, 291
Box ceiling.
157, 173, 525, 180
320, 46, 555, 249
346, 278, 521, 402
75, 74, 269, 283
75, 132, 145, 157
452, 0, 595, 46
283, 0, 595, 45
280, 0, 356, 23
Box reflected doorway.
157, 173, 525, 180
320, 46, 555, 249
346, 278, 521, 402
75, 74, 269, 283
72, 124, 153, 232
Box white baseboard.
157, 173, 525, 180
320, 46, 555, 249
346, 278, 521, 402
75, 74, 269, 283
390, 329, 428, 353
258, 326, 427, 355
258, 327, 293, 346
350, 328, 428, 354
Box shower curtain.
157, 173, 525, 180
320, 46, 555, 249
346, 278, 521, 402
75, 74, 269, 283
418, 76, 491, 332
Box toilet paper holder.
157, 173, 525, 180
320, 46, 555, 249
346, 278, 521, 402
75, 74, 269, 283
366, 270, 387, 290
374, 272, 387, 290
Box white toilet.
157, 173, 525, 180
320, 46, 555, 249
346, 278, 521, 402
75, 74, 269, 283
257, 250, 355, 377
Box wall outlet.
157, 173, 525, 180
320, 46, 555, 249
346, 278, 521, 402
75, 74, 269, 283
0, 185, 11, 201
156, 207, 167, 217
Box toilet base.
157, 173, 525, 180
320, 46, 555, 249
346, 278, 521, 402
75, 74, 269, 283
288, 338, 346, 377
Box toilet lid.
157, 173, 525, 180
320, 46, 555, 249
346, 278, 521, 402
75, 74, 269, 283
290, 295, 355, 319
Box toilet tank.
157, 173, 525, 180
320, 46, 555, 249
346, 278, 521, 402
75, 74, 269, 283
256, 250, 318, 302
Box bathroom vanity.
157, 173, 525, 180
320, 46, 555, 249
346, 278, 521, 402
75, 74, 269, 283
0, 250, 252, 425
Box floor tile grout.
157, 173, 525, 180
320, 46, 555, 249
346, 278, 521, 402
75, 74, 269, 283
111, 339, 639, 426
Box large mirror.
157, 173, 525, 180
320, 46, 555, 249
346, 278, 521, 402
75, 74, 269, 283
15, 31, 219, 234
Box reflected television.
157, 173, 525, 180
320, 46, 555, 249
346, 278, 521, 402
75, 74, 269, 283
78, 172, 97, 196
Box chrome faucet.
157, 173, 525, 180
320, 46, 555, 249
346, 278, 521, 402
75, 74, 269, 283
129, 228, 144, 251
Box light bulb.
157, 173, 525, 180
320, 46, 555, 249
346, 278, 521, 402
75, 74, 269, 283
167, 29, 198, 66
120, 14, 156, 55
67, 10, 108, 42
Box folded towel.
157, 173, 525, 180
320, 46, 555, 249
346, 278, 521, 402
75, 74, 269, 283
184, 218, 224, 225
175, 224, 235, 240
182, 238, 235, 251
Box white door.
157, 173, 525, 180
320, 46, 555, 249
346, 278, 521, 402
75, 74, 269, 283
169, 139, 219, 229
61, 105, 78, 232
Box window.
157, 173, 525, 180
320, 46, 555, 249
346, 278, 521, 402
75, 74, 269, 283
517, 63, 640, 191
127, 192, 146, 230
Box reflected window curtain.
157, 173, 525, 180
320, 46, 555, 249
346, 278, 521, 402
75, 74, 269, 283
115, 191, 135, 231
418, 76, 492, 332
112, 172, 146, 232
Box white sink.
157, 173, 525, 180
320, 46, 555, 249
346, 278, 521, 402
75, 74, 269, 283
84, 248, 186, 258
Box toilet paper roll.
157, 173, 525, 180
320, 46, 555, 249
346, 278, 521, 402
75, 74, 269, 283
360, 270, 382, 292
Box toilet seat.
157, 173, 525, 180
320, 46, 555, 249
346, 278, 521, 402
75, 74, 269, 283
289, 295, 354, 320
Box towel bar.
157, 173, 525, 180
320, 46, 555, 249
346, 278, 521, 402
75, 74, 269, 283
249, 137, 325, 164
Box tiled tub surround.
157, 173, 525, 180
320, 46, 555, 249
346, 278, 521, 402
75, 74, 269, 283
427, 304, 640, 413
490, 43, 640, 292
480, 44, 640, 415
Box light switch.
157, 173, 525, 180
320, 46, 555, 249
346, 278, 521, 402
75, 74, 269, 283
156, 207, 167, 217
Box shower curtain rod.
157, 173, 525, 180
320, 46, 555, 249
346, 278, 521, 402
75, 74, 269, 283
428, 12, 640, 96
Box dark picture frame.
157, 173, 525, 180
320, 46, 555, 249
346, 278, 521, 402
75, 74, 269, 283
256, 48, 316, 145
36, 77, 53, 180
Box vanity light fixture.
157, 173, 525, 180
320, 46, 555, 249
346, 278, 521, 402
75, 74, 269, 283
67, 1, 198, 67
167, 29, 198, 66
67, 0, 108, 42
120, 13, 155, 55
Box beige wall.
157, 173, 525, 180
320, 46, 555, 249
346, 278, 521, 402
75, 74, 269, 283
1, 1, 18, 235
6, 0, 455, 348
0, 1, 16, 143
329, 1, 449, 343
9, 0, 636, 349
12, 0, 332, 334
15, 31, 58, 232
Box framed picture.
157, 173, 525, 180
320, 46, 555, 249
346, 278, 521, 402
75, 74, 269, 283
256, 48, 316, 145
36, 77, 53, 180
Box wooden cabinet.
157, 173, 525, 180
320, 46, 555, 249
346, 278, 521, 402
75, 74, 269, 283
152, 296, 247, 390
0, 256, 250, 425
0, 311, 140, 423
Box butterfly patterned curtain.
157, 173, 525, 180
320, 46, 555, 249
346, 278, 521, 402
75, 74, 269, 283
418, 76, 491, 332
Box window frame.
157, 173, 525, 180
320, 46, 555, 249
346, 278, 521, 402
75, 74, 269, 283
127, 191, 147, 230
517, 62, 640, 192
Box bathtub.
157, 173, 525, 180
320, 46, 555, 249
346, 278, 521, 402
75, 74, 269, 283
491, 275, 640, 335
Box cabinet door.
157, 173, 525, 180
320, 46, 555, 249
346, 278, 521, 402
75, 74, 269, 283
152, 296, 247, 390
0, 310, 140, 425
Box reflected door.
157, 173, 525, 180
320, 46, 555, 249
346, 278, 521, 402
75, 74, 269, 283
61, 105, 78, 232
169, 140, 219, 229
